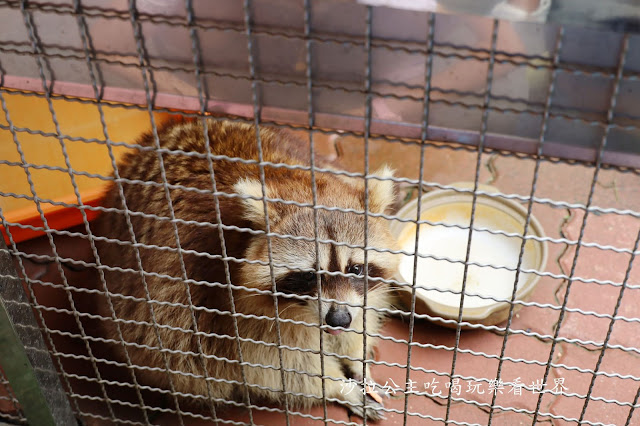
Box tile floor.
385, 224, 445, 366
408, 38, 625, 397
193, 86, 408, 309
2, 130, 640, 426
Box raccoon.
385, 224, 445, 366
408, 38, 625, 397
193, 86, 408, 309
92, 119, 399, 420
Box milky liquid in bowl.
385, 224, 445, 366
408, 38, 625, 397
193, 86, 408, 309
397, 203, 536, 310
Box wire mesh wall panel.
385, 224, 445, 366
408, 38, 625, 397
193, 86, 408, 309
0, 367, 27, 424
0, 0, 640, 425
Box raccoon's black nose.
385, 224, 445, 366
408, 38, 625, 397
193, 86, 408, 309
325, 308, 352, 335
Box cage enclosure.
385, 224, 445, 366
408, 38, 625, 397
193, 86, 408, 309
1, 0, 640, 425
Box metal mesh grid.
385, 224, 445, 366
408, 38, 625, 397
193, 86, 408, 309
0, 367, 27, 424
0, 1, 639, 425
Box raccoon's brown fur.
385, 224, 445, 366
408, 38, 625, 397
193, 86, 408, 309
92, 119, 399, 419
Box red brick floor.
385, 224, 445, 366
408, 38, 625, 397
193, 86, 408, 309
3, 132, 640, 425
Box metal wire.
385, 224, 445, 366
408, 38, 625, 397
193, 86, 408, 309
402, 11, 435, 426
1, 1, 640, 426
242, 0, 273, 423
126, 1, 189, 422
1, 98, 639, 179
444, 19, 500, 424
18, 3, 121, 422
0, 364, 27, 424
532, 32, 632, 425
302, 1, 329, 423
5, 224, 640, 328
1, 56, 86, 426
487, 25, 566, 425
73, 0, 153, 422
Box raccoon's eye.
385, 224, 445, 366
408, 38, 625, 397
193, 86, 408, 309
302, 271, 316, 282
348, 264, 365, 276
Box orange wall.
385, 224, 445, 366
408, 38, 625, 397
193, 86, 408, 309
0, 92, 168, 242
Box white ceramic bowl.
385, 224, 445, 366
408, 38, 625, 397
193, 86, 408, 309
390, 183, 548, 326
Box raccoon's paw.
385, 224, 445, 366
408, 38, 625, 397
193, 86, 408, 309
339, 387, 386, 421
346, 391, 386, 421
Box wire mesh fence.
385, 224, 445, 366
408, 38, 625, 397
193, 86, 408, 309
0, 367, 27, 425
0, 0, 640, 425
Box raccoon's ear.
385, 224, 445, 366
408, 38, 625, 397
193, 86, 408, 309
234, 178, 279, 227
368, 165, 396, 214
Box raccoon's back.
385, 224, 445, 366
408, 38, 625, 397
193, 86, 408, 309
114, 119, 311, 195
91, 119, 310, 280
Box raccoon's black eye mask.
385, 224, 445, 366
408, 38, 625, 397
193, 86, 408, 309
276, 271, 318, 296
276, 263, 386, 298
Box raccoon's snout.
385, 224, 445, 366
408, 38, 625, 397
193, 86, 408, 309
324, 306, 352, 335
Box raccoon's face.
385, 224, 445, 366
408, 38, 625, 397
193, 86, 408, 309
235, 167, 399, 333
